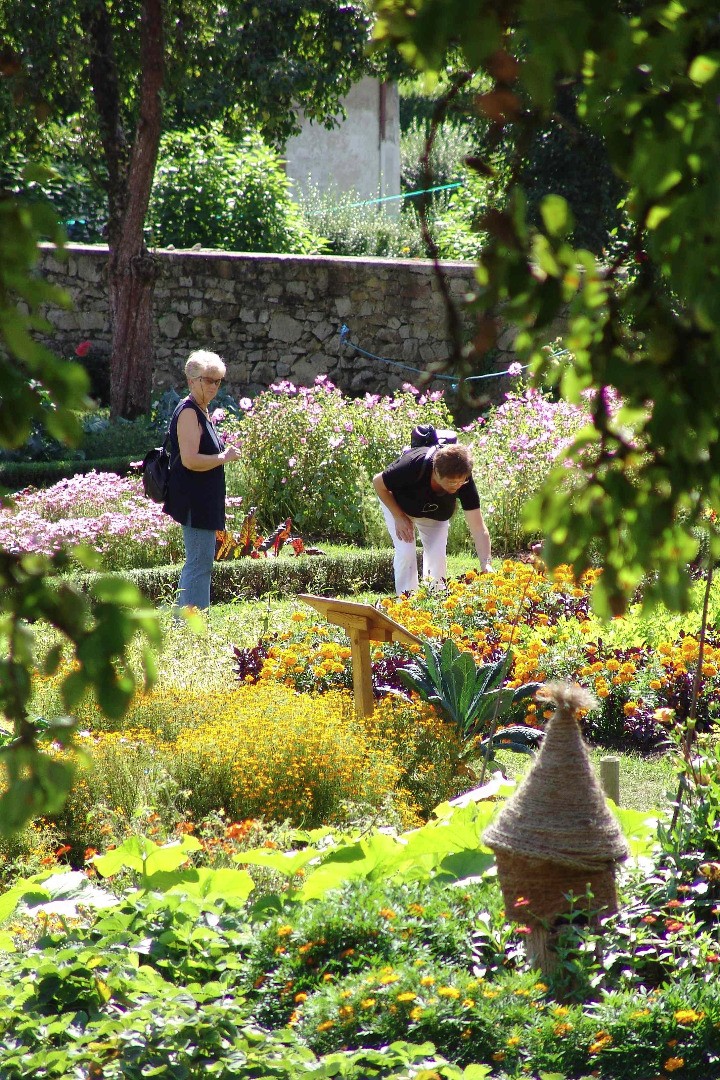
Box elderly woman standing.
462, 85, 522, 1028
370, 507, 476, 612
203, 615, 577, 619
163, 350, 240, 612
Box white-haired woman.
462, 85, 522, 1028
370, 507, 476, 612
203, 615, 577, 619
163, 350, 240, 611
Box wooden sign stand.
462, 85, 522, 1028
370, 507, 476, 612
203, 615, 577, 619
298, 595, 422, 717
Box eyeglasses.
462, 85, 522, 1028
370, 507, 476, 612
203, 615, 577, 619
196, 376, 223, 387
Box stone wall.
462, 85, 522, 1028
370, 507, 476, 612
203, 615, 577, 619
37, 244, 519, 402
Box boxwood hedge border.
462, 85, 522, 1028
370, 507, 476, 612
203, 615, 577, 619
72, 549, 398, 604
0, 457, 135, 491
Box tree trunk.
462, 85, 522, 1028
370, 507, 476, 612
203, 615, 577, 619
106, 0, 164, 419
108, 242, 159, 420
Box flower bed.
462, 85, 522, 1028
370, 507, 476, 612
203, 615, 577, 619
237, 560, 720, 753
0, 471, 184, 570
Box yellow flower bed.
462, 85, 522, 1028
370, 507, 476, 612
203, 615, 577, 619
58, 685, 421, 831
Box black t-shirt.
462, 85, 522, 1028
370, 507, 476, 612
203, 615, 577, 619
382, 447, 480, 521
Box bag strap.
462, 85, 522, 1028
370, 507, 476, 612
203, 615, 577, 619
422, 445, 437, 481
163, 399, 188, 466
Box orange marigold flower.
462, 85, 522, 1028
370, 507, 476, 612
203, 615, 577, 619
589, 1031, 612, 1054
674, 1009, 703, 1024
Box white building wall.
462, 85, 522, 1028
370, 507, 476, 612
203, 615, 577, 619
284, 77, 401, 214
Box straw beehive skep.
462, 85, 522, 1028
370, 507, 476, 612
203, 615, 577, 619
483, 681, 629, 872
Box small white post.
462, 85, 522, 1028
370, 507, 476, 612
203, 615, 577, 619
600, 756, 621, 805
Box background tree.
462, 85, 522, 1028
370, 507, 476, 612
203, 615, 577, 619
0, 0, 375, 419
373, 0, 720, 615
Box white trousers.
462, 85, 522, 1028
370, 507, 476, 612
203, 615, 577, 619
380, 501, 450, 594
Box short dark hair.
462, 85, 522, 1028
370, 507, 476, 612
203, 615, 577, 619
434, 444, 473, 479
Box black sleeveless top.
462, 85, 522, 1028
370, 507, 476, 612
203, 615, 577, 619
163, 398, 226, 530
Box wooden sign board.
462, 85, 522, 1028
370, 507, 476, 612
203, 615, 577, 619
298, 594, 422, 717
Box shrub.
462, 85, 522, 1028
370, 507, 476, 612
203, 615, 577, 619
50, 548, 397, 603
0, 457, 136, 491
0, 119, 108, 244
400, 117, 473, 200
79, 412, 160, 458
520, 83, 627, 255
148, 125, 323, 254
298, 185, 428, 258
0, 397, 158, 468
224, 376, 455, 539
173, 685, 404, 827
465, 385, 592, 554
432, 160, 509, 262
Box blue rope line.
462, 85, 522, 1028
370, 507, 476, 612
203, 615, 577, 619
339, 325, 531, 389
347, 181, 463, 209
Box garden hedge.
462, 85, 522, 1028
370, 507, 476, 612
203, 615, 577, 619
0, 457, 135, 490
71, 549, 397, 604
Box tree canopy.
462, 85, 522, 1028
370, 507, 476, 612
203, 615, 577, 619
0, 0, 380, 418
374, 0, 720, 615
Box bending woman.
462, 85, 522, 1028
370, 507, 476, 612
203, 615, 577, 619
163, 350, 240, 612
373, 443, 491, 595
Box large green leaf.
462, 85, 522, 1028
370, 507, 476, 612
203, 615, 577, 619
92, 835, 202, 880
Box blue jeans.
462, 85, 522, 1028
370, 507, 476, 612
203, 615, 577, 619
176, 525, 217, 610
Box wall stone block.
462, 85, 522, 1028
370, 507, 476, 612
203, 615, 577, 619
36, 245, 525, 405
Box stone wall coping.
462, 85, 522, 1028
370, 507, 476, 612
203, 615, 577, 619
39, 242, 476, 276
